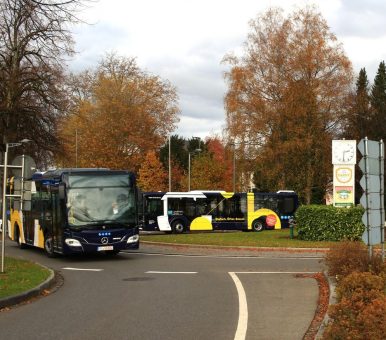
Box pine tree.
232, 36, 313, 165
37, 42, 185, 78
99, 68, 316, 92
370, 61, 386, 140
345, 68, 371, 140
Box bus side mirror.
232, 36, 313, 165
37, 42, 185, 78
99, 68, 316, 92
59, 184, 65, 199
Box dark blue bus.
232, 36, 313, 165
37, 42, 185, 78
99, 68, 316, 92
9, 168, 139, 256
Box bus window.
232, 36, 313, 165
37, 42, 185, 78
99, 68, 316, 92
168, 198, 183, 215
196, 198, 207, 216
218, 198, 233, 218
185, 199, 196, 219
147, 199, 163, 215
233, 195, 246, 219
254, 195, 265, 210
282, 197, 295, 214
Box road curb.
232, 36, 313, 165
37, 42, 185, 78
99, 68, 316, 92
141, 240, 330, 254
0, 264, 56, 309
315, 271, 337, 339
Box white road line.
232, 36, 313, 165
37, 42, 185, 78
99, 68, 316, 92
62, 267, 103, 272
229, 271, 317, 340
145, 271, 197, 274
229, 272, 248, 340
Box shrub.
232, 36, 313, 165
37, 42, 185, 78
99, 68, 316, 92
296, 205, 365, 241
325, 241, 369, 277
335, 271, 385, 302
322, 272, 386, 340
323, 295, 386, 340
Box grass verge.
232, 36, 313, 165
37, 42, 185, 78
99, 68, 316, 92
0, 257, 51, 299
141, 229, 335, 248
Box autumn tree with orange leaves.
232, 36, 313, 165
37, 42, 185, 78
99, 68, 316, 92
190, 137, 233, 191
223, 7, 353, 203
137, 151, 168, 191
57, 54, 179, 172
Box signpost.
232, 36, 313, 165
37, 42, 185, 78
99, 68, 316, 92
357, 138, 384, 259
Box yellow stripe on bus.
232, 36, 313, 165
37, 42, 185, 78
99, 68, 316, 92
221, 192, 234, 199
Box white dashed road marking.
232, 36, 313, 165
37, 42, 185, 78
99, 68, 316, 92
62, 267, 103, 271
145, 271, 197, 274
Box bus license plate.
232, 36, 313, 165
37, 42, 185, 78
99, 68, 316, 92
98, 246, 114, 251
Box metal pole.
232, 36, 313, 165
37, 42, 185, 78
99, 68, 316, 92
75, 129, 78, 168
188, 152, 191, 191
168, 135, 171, 191
1, 143, 8, 273
379, 139, 384, 260
364, 137, 372, 257
233, 144, 236, 193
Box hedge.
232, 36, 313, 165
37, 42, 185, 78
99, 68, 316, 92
295, 205, 365, 241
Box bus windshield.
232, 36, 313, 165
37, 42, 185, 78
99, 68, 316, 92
67, 174, 136, 228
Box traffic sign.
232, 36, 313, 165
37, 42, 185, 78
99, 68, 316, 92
358, 157, 383, 175
362, 209, 383, 227
11, 155, 36, 179
360, 175, 382, 193
360, 193, 382, 210
358, 138, 385, 247
362, 227, 382, 245
358, 139, 381, 157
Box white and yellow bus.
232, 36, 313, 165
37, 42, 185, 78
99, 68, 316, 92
140, 190, 298, 234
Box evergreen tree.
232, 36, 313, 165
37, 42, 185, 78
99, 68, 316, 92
370, 61, 386, 140
345, 68, 371, 140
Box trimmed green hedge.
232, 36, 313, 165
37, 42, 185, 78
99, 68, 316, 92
295, 205, 365, 241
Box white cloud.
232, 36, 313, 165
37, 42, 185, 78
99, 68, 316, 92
69, 0, 386, 138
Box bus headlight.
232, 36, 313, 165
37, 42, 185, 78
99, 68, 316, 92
65, 238, 82, 247
127, 234, 139, 244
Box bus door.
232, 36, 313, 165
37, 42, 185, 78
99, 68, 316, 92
22, 181, 38, 245
143, 194, 164, 230
50, 188, 63, 252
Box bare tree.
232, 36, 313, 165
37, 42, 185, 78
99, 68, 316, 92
0, 0, 87, 167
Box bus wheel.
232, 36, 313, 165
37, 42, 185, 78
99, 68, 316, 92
171, 220, 185, 234
44, 234, 56, 257
252, 219, 265, 232
15, 226, 27, 249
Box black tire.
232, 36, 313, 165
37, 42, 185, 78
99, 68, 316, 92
252, 219, 265, 232
44, 233, 56, 257
15, 226, 27, 249
171, 220, 185, 234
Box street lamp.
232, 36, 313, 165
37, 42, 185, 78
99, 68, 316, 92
168, 135, 171, 191
1, 139, 31, 273
230, 143, 236, 193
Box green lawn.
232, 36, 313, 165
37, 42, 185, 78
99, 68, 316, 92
0, 257, 51, 299
141, 229, 335, 248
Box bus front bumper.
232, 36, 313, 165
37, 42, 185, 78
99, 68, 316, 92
63, 228, 139, 254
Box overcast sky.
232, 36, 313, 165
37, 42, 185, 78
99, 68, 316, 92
69, 0, 386, 139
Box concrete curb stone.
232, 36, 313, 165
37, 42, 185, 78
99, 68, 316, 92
315, 272, 337, 339
0, 264, 56, 309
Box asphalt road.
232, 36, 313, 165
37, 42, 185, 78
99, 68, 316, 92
1, 240, 325, 340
